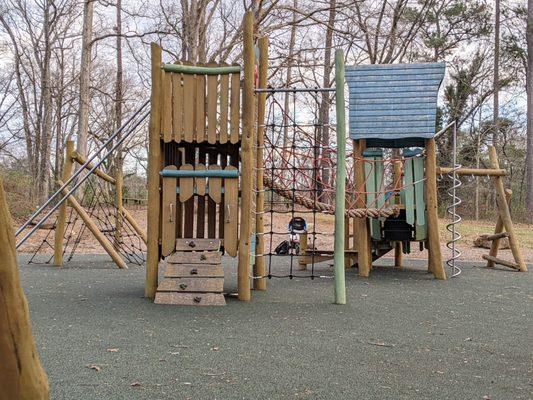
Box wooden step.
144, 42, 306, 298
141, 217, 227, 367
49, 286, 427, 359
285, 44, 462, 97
175, 238, 220, 251
154, 292, 226, 306
482, 254, 520, 270
157, 277, 224, 292
166, 251, 221, 264
164, 264, 224, 278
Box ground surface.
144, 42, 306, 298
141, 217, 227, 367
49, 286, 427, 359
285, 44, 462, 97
19, 254, 532, 400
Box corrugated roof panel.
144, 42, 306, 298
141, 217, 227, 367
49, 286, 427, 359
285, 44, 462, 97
346, 62, 445, 141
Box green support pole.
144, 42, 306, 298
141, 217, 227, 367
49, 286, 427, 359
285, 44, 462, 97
333, 49, 347, 305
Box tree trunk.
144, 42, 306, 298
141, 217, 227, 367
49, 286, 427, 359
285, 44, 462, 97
115, 0, 123, 161
281, 0, 298, 179
316, 0, 337, 203
493, 0, 500, 147
526, 0, 533, 211
0, 178, 49, 400
114, 0, 124, 242
76, 0, 94, 157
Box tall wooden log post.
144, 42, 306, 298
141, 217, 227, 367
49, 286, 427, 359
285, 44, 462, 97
114, 157, 124, 248
353, 139, 372, 277
0, 178, 50, 400
237, 11, 255, 301
425, 139, 446, 279
254, 36, 268, 291
488, 146, 527, 272
54, 140, 75, 266
145, 43, 163, 299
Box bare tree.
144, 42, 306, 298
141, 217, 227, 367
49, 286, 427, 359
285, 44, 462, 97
493, 0, 500, 147
76, 0, 95, 158
527, 0, 533, 210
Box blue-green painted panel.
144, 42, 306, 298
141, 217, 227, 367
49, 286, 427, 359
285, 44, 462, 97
346, 62, 445, 140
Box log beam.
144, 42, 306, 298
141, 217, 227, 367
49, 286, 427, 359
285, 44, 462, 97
0, 178, 50, 399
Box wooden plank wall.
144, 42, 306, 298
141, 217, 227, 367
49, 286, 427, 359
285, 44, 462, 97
159, 65, 242, 256
160, 66, 241, 145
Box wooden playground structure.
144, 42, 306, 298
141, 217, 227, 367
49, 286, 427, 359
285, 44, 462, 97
13, 12, 527, 308
143, 12, 527, 306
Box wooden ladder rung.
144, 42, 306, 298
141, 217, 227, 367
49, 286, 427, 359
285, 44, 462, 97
166, 251, 221, 264
157, 277, 224, 292
175, 239, 221, 251
154, 292, 226, 306
482, 254, 520, 270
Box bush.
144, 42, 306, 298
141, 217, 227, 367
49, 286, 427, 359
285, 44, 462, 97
0, 169, 36, 220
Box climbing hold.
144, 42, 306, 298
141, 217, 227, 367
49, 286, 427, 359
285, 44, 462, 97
190, 268, 198, 275
179, 283, 188, 290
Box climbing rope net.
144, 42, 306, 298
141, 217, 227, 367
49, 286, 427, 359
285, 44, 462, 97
26, 171, 146, 266
255, 88, 426, 279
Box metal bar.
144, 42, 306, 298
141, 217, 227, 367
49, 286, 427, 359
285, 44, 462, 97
15, 100, 150, 237
160, 169, 239, 179
333, 49, 347, 305
16, 109, 150, 249
254, 87, 336, 93
162, 63, 241, 75
434, 120, 456, 140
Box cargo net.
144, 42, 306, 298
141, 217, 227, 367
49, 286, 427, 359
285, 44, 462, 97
254, 88, 422, 279
25, 167, 146, 267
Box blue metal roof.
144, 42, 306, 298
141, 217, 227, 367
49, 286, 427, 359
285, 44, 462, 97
345, 62, 445, 141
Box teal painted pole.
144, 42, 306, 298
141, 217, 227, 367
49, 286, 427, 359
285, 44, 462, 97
333, 49, 347, 305
160, 169, 239, 179
162, 64, 241, 75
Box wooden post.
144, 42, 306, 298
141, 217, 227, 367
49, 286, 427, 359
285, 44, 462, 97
237, 12, 255, 301
486, 188, 511, 268
299, 231, 308, 270
333, 49, 346, 305
254, 36, 268, 291
145, 43, 163, 299
344, 216, 351, 268
353, 140, 372, 277
0, 178, 50, 400
393, 156, 403, 268
58, 181, 127, 269
54, 140, 75, 266
488, 146, 527, 272
114, 157, 124, 248
425, 139, 446, 279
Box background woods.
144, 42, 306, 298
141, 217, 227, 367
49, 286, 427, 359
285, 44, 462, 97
0, 0, 531, 220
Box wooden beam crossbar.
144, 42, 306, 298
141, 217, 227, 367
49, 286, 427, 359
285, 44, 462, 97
436, 167, 507, 177
71, 151, 116, 184
58, 180, 127, 269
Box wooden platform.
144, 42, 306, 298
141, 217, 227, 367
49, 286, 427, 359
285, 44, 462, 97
154, 239, 226, 306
